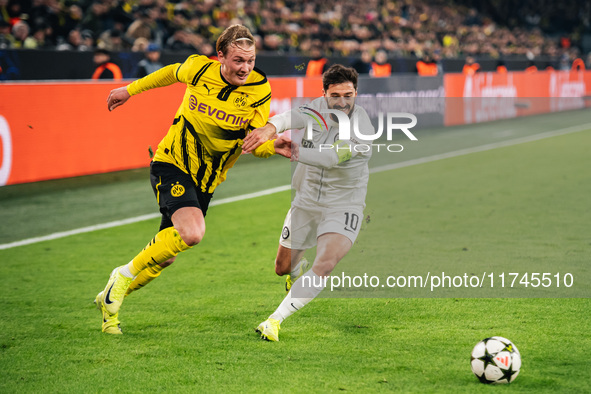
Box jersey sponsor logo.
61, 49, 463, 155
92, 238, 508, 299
301, 139, 314, 148
188, 94, 250, 127
171, 182, 185, 197
282, 226, 290, 240
189, 95, 198, 110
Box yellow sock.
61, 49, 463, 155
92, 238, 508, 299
126, 264, 165, 296
129, 227, 192, 276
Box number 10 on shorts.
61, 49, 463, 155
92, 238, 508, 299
344, 212, 360, 232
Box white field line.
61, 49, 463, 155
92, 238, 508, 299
0, 185, 290, 250
1, 123, 589, 251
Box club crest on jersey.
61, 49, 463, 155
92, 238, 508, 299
282, 226, 290, 240
234, 95, 247, 108
171, 182, 185, 197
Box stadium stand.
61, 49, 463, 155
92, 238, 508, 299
0, 0, 588, 76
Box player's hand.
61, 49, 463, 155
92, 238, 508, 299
243, 123, 276, 153
273, 133, 292, 159
107, 86, 131, 112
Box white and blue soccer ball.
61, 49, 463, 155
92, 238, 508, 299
470, 336, 521, 384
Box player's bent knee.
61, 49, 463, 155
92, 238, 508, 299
177, 226, 205, 247
274, 245, 292, 276
171, 207, 206, 247
275, 259, 290, 276
181, 231, 204, 246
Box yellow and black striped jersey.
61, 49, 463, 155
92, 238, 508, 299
127, 55, 274, 194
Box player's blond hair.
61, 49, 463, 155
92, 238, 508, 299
216, 25, 255, 56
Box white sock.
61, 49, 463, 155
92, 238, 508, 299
119, 263, 136, 279
270, 270, 325, 323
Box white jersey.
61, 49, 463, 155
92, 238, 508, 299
270, 97, 374, 210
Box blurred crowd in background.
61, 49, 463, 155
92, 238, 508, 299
0, 0, 589, 67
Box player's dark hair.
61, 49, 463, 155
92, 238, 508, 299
216, 25, 255, 56
322, 64, 358, 91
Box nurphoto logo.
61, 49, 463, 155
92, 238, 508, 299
304, 109, 418, 153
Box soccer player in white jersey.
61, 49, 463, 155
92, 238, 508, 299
251, 64, 375, 341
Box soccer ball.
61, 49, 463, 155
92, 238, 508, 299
470, 336, 521, 384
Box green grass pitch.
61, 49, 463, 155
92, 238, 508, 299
0, 110, 590, 392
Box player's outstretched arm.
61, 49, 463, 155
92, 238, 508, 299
109, 64, 180, 113
296, 140, 355, 168
244, 107, 309, 152
243, 123, 277, 153
107, 86, 131, 112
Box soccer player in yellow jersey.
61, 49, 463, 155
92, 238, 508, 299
94, 25, 290, 334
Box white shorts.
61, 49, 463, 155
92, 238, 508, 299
279, 206, 364, 250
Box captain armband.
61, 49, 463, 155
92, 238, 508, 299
331, 140, 353, 164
